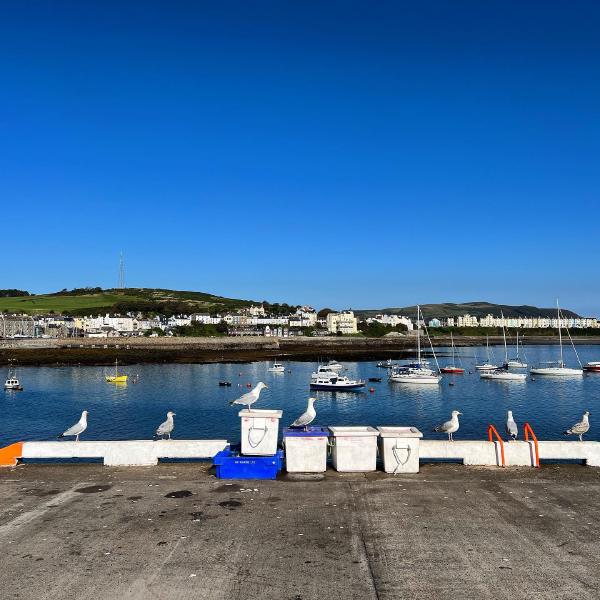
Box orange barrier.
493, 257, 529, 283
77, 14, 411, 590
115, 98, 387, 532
524, 423, 540, 468
0, 442, 23, 467
487, 425, 505, 467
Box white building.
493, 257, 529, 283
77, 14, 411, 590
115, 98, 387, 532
326, 310, 358, 335
367, 314, 414, 331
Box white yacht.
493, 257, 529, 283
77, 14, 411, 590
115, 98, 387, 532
324, 360, 344, 372
506, 331, 528, 368
475, 335, 499, 371
310, 368, 365, 391
4, 365, 23, 391
389, 306, 442, 385
267, 361, 285, 373
530, 300, 583, 376
480, 315, 527, 381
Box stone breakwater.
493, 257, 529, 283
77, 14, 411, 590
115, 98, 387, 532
2, 335, 600, 366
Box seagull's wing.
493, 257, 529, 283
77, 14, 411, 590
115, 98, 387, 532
434, 419, 452, 433
156, 419, 172, 435
230, 390, 256, 405
291, 411, 313, 428
506, 419, 518, 437
568, 419, 589, 435
63, 421, 85, 437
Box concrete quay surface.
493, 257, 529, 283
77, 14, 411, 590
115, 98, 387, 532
1, 464, 599, 599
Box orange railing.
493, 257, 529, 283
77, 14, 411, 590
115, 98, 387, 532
487, 425, 505, 467
524, 422, 540, 468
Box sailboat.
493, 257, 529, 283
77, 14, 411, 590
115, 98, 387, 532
506, 330, 528, 368
530, 300, 583, 376
389, 306, 442, 384
475, 335, 499, 371
440, 332, 464, 374
267, 359, 285, 373
480, 313, 527, 381
105, 359, 128, 383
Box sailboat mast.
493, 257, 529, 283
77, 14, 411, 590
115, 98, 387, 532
416, 306, 421, 363
451, 332, 455, 364
557, 299, 564, 367
501, 311, 508, 364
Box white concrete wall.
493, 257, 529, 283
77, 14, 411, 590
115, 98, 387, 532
22, 440, 228, 466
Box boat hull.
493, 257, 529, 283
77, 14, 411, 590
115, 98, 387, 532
480, 372, 527, 381
475, 364, 498, 371
389, 375, 441, 384
310, 383, 365, 391
529, 368, 583, 376
440, 367, 464, 374
584, 363, 600, 372
106, 375, 128, 383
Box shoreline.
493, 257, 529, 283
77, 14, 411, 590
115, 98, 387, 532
2, 335, 600, 366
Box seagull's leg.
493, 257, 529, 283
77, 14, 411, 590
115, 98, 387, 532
75, 434, 79, 442
580, 434, 583, 442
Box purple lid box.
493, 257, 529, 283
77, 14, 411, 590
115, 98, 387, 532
283, 426, 330, 437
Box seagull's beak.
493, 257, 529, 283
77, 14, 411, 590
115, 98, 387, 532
263, 384, 268, 389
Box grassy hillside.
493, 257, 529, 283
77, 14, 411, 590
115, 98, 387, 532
0, 288, 257, 316
356, 301, 580, 319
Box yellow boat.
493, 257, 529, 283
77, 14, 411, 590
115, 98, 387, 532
106, 359, 128, 383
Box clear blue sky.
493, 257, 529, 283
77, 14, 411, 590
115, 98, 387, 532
2, 1, 599, 314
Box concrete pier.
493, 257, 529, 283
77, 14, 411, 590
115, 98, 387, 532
1, 463, 600, 599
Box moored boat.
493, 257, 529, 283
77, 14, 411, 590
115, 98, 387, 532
440, 333, 464, 374
584, 362, 600, 372
106, 359, 128, 383
4, 363, 23, 391
267, 361, 285, 373
310, 370, 365, 391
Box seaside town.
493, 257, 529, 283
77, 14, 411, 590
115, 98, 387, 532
1, 306, 598, 339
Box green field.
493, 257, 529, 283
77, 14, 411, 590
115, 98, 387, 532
0, 288, 255, 315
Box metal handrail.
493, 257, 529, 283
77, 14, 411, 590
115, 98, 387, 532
487, 425, 506, 467
523, 422, 540, 468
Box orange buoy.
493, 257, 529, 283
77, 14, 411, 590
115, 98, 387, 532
246, 383, 252, 388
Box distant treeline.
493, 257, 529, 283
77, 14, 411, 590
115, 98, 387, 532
0, 289, 30, 297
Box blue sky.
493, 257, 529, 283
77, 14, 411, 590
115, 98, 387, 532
1, 1, 599, 314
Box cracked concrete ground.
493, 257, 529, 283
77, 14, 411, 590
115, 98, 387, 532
0, 463, 599, 599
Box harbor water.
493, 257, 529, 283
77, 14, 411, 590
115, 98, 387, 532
2, 344, 600, 446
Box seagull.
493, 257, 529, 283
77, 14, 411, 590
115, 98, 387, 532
59, 410, 88, 442
155, 411, 176, 440
506, 410, 518, 441
229, 382, 268, 411
434, 410, 462, 441
290, 397, 317, 430
564, 411, 591, 442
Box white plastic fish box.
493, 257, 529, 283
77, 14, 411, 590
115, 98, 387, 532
239, 409, 283, 456
377, 426, 423, 474
328, 426, 379, 472
283, 427, 330, 473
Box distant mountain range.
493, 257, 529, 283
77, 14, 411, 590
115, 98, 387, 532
356, 302, 579, 320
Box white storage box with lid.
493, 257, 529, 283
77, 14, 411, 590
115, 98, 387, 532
239, 409, 283, 456
328, 426, 379, 472
283, 427, 330, 473
377, 426, 423, 474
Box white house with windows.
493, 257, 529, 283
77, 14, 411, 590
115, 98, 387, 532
326, 310, 358, 334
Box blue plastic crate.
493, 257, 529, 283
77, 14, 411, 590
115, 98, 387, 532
213, 448, 284, 480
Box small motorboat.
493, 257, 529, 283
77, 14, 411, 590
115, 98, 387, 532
475, 363, 499, 371
480, 368, 527, 381
267, 361, 285, 373
377, 359, 396, 368
324, 360, 344, 372
368, 377, 382, 382
583, 361, 600, 372
310, 369, 365, 391
219, 381, 232, 387
440, 366, 465, 374
4, 364, 23, 391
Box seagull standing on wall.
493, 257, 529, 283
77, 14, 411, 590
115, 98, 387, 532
290, 397, 317, 430
506, 410, 518, 441
155, 411, 176, 440
229, 382, 268, 411
434, 410, 462, 441
564, 411, 591, 442
59, 410, 88, 442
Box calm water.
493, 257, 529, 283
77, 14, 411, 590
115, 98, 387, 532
2, 344, 600, 446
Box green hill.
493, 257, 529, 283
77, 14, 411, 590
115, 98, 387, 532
0, 288, 258, 316
356, 301, 580, 320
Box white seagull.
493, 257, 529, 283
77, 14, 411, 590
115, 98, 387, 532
434, 410, 462, 441
564, 411, 590, 442
59, 410, 88, 442
229, 382, 268, 411
155, 411, 176, 440
290, 397, 317, 430
506, 410, 518, 441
